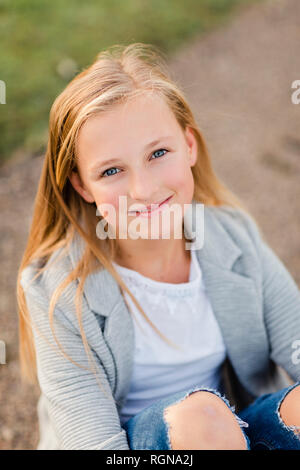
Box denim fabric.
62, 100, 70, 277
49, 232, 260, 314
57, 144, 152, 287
239, 380, 300, 450
123, 385, 251, 450
123, 382, 300, 450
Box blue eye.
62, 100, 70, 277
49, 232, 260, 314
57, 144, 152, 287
101, 167, 120, 178
100, 148, 169, 178
151, 148, 168, 159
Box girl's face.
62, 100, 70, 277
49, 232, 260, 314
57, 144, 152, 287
69, 92, 198, 239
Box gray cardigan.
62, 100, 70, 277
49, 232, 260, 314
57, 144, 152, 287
20, 201, 300, 450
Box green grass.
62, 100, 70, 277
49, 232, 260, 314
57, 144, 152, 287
0, 0, 259, 164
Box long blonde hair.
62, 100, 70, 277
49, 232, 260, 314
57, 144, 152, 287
16, 43, 250, 399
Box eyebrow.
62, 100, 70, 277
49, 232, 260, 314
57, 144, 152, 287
89, 136, 173, 173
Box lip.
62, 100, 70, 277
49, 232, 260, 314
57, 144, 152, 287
128, 195, 173, 217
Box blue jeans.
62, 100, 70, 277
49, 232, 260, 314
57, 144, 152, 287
123, 381, 300, 450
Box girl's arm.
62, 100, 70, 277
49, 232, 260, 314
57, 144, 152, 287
235, 210, 300, 382
21, 277, 130, 450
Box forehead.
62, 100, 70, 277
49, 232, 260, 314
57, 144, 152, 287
76, 92, 180, 155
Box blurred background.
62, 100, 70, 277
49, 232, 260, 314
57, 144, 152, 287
0, 0, 299, 450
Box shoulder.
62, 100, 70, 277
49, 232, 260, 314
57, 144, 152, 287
204, 204, 265, 252
20, 245, 80, 332
20, 246, 73, 299
206, 205, 300, 296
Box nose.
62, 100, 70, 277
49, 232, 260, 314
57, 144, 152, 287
128, 168, 159, 203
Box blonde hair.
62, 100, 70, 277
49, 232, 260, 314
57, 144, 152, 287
16, 42, 250, 402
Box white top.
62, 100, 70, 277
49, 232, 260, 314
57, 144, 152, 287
112, 245, 227, 425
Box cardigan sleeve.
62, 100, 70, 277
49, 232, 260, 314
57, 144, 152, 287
235, 210, 300, 382
21, 272, 130, 450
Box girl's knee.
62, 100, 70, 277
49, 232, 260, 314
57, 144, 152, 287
278, 384, 300, 431
164, 390, 248, 450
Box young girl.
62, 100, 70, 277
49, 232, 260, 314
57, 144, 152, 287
17, 43, 300, 450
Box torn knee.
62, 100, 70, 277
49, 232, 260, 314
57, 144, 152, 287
278, 384, 300, 438
163, 390, 248, 450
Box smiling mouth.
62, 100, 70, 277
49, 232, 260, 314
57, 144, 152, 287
128, 195, 173, 215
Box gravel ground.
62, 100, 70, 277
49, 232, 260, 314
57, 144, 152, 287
0, 0, 299, 450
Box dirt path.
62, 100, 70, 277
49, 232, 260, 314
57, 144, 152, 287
1, 0, 299, 450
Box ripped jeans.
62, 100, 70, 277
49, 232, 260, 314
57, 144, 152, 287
123, 381, 300, 450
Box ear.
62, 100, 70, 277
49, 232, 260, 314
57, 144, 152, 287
68, 170, 95, 203
184, 126, 198, 167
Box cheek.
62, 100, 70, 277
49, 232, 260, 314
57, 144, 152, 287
166, 161, 194, 190
91, 183, 117, 207
93, 188, 120, 222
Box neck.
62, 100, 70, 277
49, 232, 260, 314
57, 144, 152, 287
113, 234, 191, 282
